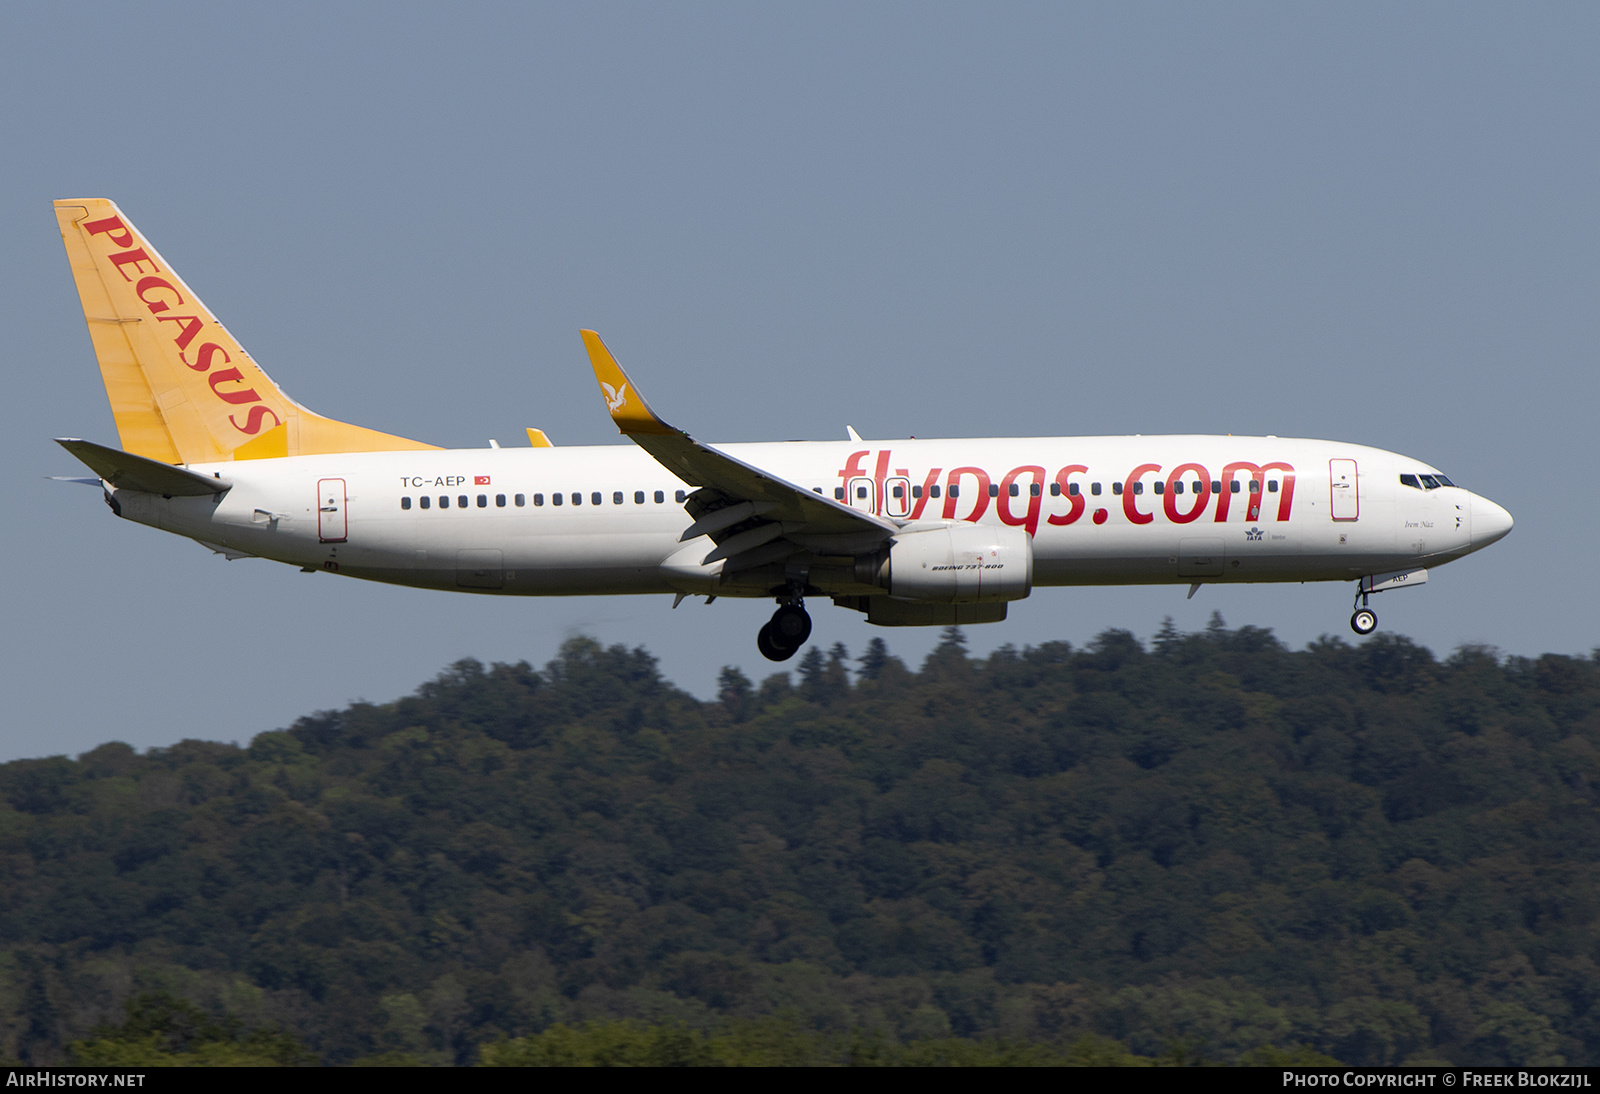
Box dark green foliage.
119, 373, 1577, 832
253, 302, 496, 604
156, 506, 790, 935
0, 627, 1597, 1066
67, 992, 312, 1066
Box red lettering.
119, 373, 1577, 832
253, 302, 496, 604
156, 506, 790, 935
1163, 463, 1211, 524
872, 451, 891, 515
837, 450, 870, 484
134, 276, 183, 314
81, 216, 135, 249
1215, 462, 1295, 522
943, 467, 991, 521
182, 342, 230, 372
207, 367, 261, 404
1122, 464, 1161, 525
1047, 465, 1088, 526
156, 315, 204, 351
907, 468, 942, 519
229, 405, 281, 435
1268, 463, 1296, 521
107, 248, 159, 281
998, 465, 1045, 536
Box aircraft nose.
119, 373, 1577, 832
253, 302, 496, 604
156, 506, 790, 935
1472, 495, 1514, 547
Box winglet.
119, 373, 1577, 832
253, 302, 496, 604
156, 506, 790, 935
580, 330, 676, 436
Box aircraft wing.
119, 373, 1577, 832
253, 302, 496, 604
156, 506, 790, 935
580, 331, 896, 570
56, 438, 231, 496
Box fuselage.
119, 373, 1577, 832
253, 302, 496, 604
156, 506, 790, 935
112, 434, 1514, 599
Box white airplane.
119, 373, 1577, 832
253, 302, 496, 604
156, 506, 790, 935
51, 199, 1513, 661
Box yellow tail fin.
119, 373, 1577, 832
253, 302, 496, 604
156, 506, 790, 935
54, 199, 439, 464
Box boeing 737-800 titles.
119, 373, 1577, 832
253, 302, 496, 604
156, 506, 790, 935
51, 200, 1514, 661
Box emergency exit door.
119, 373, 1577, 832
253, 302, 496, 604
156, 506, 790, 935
1329, 460, 1359, 521
318, 478, 348, 542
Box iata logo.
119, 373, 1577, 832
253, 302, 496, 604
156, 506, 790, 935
601, 381, 629, 413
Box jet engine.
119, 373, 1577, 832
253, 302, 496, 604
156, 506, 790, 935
856, 524, 1034, 603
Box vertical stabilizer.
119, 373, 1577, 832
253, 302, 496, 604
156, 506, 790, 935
54, 200, 439, 463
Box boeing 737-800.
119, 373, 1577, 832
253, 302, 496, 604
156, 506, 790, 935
51, 200, 1513, 661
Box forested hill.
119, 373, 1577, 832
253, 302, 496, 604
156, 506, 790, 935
2, 622, 1598, 1066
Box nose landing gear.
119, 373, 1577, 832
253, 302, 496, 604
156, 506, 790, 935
1350, 584, 1377, 635
757, 590, 813, 662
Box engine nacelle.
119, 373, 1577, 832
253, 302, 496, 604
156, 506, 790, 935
876, 524, 1034, 603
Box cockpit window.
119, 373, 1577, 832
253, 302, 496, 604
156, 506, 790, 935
1399, 474, 1421, 489
1434, 474, 1455, 488
1419, 475, 1440, 490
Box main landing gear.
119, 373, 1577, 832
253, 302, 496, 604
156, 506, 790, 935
757, 591, 812, 662
1350, 584, 1378, 636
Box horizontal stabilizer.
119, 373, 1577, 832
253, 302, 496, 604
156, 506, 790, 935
55, 438, 230, 496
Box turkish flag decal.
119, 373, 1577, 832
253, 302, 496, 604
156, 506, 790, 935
474, 476, 490, 485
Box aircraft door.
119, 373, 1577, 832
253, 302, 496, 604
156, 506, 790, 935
1330, 460, 1359, 521
848, 476, 877, 515
885, 476, 911, 518
317, 478, 348, 542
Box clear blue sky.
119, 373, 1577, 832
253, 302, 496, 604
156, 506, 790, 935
2, 2, 1594, 760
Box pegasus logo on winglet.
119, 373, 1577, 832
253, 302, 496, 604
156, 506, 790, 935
601, 381, 629, 413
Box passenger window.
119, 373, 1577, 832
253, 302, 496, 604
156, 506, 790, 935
1049, 483, 1061, 497
949, 485, 959, 498
655, 491, 665, 503
572, 493, 582, 506
812, 487, 822, 494
675, 490, 687, 503
988, 484, 999, 498
1173, 482, 1184, 494
856, 486, 867, 499
592, 492, 602, 506
439, 496, 450, 508
552, 494, 563, 506
930, 485, 941, 498
912, 485, 923, 498
1248, 481, 1259, 494
477, 494, 488, 507
613, 491, 623, 505
1152, 482, 1162, 495
420, 496, 431, 509
635, 491, 645, 504
1230, 480, 1241, 493
458, 495, 468, 508
1210, 481, 1220, 493
892, 485, 904, 499
1112, 482, 1122, 495
1134, 482, 1144, 495
1030, 483, 1041, 497
1008, 483, 1019, 497
834, 487, 845, 500
1267, 481, 1278, 493
1069, 483, 1080, 497
495, 494, 506, 507
1091, 483, 1101, 496
401, 497, 412, 510
1192, 481, 1203, 494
